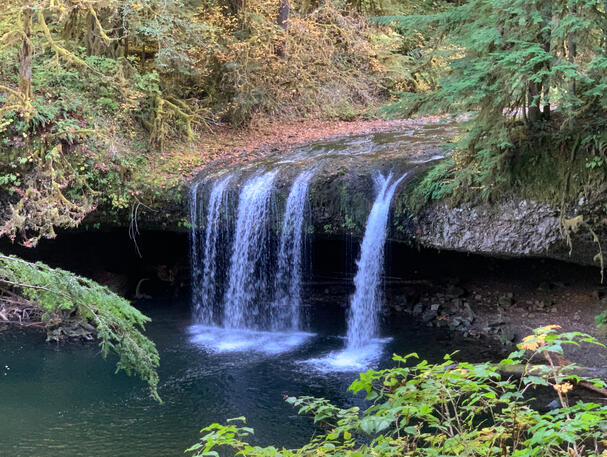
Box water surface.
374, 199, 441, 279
1, 299, 497, 457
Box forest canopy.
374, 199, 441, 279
378, 0, 607, 209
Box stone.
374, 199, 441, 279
448, 298, 463, 313
422, 309, 437, 323
498, 294, 514, 308
450, 317, 463, 328
546, 399, 561, 411
499, 327, 516, 344
430, 303, 440, 312
445, 284, 466, 298
489, 320, 505, 328
413, 200, 563, 262
463, 303, 475, 322
435, 318, 448, 328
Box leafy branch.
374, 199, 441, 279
0, 253, 161, 402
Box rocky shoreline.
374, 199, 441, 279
387, 264, 607, 369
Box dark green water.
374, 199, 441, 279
1, 300, 497, 457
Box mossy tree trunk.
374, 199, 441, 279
527, 1, 552, 124
18, 2, 33, 107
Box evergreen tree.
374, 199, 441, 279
377, 0, 607, 200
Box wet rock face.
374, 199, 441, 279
189, 122, 604, 266
412, 200, 562, 257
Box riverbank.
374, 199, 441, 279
143, 115, 454, 184
384, 249, 607, 369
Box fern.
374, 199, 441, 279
0, 253, 161, 402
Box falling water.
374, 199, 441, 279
271, 170, 314, 330
303, 172, 406, 371
190, 180, 203, 316
346, 172, 406, 349
223, 170, 279, 329
192, 174, 232, 324
189, 168, 317, 352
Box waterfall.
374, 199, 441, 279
189, 168, 315, 354
190, 180, 203, 317
271, 170, 314, 330
223, 170, 278, 329
191, 174, 232, 324
346, 172, 406, 349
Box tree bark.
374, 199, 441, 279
567, 5, 577, 97
18, 3, 33, 104
527, 83, 542, 124
276, 0, 290, 58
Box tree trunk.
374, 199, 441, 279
567, 5, 577, 97
18, 4, 33, 104
85, 7, 124, 58
542, 85, 550, 121
276, 0, 290, 58
528, 83, 542, 124
540, 0, 552, 121
85, 11, 96, 56
604, 1, 607, 55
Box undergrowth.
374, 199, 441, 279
403, 120, 607, 216
188, 326, 607, 457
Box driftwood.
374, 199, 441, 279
0, 290, 43, 326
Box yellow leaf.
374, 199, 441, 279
554, 382, 573, 394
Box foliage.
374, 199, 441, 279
0, 0, 421, 238
188, 326, 607, 457
377, 0, 607, 205
191, 0, 409, 126
0, 253, 161, 401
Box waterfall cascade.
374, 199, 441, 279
305, 172, 406, 371
190, 168, 315, 353
190, 180, 202, 313
346, 172, 406, 349
222, 170, 278, 329
271, 170, 314, 330
195, 174, 231, 324
190, 164, 405, 363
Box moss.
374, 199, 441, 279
399, 138, 607, 221
308, 169, 372, 237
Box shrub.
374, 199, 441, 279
188, 326, 607, 457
